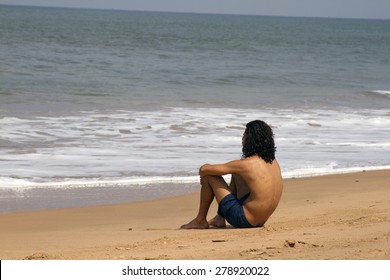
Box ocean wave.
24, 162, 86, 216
0, 176, 201, 191
2, 165, 390, 192
368, 90, 390, 98
1, 107, 389, 191
326, 142, 390, 148
0, 90, 14, 96
71, 92, 114, 97
281, 165, 390, 179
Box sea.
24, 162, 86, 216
1, 5, 389, 212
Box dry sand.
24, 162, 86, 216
0, 170, 389, 260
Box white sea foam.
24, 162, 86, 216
281, 165, 390, 179
371, 90, 390, 98
0, 107, 389, 191
0, 176, 201, 191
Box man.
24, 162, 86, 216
181, 120, 283, 229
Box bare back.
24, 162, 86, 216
238, 156, 283, 226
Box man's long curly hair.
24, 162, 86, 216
242, 120, 276, 163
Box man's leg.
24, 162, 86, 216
208, 174, 250, 228
181, 175, 230, 229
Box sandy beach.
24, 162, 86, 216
0, 170, 389, 260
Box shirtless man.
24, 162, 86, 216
181, 120, 283, 229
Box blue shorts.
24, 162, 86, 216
217, 193, 254, 228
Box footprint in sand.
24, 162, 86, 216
24, 252, 54, 260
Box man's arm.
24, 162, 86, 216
199, 160, 246, 177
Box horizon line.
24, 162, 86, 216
1, 3, 390, 21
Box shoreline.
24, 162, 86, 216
0, 169, 389, 260
1, 166, 389, 213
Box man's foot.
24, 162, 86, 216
208, 214, 226, 228
180, 218, 209, 229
